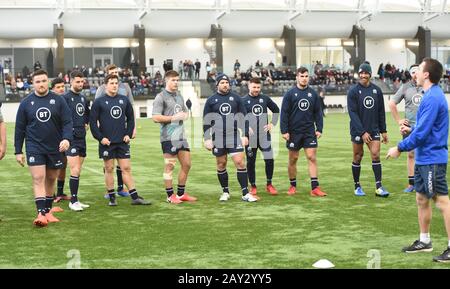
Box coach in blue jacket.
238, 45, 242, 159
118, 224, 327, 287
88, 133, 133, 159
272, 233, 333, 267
387, 58, 450, 263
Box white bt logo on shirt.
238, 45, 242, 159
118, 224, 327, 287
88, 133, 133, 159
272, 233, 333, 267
36, 107, 51, 122
76, 103, 85, 116
252, 104, 263, 116
298, 99, 310, 111
219, 103, 231, 115
110, 106, 122, 119
363, 96, 375, 109
412, 94, 422, 106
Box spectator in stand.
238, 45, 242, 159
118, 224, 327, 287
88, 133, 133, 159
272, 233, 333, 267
163, 60, 169, 73
155, 70, 162, 80
130, 60, 139, 76
251, 68, 262, 79
195, 59, 201, 80
261, 69, 274, 85
10, 76, 17, 93
378, 63, 385, 80
314, 61, 323, 74
182, 60, 188, 80
206, 61, 211, 79
82, 78, 90, 90
178, 61, 184, 79
234, 59, 241, 73
33, 61, 42, 71
286, 68, 295, 80
81, 65, 88, 78
22, 66, 30, 79
97, 67, 105, 77
16, 76, 25, 91
188, 60, 194, 80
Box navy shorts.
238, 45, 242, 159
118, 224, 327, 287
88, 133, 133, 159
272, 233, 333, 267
351, 132, 381, 144
415, 164, 448, 199
26, 152, 65, 169
212, 137, 244, 157
99, 143, 130, 160
66, 138, 87, 157
161, 140, 190, 155
286, 133, 318, 151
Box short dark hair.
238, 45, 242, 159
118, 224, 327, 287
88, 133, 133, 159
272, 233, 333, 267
297, 67, 309, 75
105, 64, 118, 74
249, 77, 261, 84
51, 77, 65, 89
422, 58, 443, 84
164, 70, 179, 79
70, 70, 84, 79
104, 74, 119, 84
32, 69, 48, 79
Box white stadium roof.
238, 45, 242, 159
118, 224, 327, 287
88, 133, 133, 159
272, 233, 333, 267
0, 0, 448, 39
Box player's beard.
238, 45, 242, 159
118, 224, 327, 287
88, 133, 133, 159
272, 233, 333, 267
219, 87, 230, 95
73, 86, 83, 93
36, 86, 48, 96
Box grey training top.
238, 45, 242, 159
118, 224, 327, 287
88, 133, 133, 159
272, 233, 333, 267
391, 81, 423, 126
152, 89, 187, 142
95, 82, 134, 104
0, 106, 3, 123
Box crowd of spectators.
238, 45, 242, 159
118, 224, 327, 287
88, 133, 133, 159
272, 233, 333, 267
377, 62, 450, 91
377, 62, 411, 90
2, 62, 165, 100
175, 59, 202, 80
2, 59, 449, 101
207, 59, 356, 95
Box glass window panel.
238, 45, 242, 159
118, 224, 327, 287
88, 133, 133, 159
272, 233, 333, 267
297, 47, 311, 69
311, 47, 327, 67
327, 47, 343, 69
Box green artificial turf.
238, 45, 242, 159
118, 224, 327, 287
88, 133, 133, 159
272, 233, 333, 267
0, 113, 449, 268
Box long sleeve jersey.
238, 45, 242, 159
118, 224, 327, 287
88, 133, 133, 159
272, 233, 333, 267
89, 94, 134, 144
280, 86, 323, 135
203, 91, 248, 140
15, 91, 73, 154
398, 84, 448, 165
242, 93, 279, 137
347, 82, 386, 137
63, 90, 90, 139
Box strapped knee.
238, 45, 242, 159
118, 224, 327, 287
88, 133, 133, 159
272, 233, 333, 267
163, 158, 177, 180
164, 158, 177, 167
